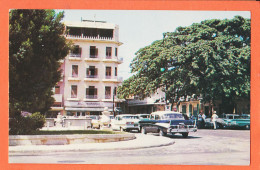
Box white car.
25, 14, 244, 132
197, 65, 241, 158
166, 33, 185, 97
111, 115, 140, 132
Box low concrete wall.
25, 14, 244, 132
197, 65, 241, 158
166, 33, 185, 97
9, 134, 135, 146
45, 118, 55, 127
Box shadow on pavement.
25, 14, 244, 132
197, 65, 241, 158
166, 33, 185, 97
165, 134, 201, 139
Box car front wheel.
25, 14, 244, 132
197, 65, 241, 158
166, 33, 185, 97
159, 129, 166, 136
182, 132, 189, 138
141, 127, 147, 134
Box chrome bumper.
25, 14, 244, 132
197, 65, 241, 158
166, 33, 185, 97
167, 125, 197, 133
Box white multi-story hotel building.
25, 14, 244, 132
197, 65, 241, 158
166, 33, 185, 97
49, 20, 123, 117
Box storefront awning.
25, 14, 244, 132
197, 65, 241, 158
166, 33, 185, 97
65, 107, 113, 112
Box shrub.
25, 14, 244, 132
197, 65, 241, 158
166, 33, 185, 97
9, 112, 46, 135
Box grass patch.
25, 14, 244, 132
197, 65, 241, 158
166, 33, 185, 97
32, 130, 123, 135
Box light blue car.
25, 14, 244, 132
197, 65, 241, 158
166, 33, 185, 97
223, 114, 250, 130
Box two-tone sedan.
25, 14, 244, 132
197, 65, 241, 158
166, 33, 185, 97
139, 111, 197, 138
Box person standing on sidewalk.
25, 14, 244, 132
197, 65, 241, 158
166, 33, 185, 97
211, 111, 218, 130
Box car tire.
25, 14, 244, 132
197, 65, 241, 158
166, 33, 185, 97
182, 132, 189, 138
159, 129, 166, 136
141, 127, 147, 134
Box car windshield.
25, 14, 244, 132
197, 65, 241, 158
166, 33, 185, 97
139, 115, 149, 118
122, 116, 139, 119
161, 113, 184, 120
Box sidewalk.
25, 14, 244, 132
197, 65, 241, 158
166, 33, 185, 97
9, 134, 175, 155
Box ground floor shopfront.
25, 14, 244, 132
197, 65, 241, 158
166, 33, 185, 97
47, 100, 122, 118
173, 99, 250, 118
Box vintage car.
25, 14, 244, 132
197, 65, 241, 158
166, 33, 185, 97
204, 116, 227, 129
111, 114, 140, 132
89, 115, 102, 129
139, 111, 197, 138
223, 114, 250, 130
136, 114, 150, 121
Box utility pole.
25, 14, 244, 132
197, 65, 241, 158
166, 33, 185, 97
113, 88, 115, 117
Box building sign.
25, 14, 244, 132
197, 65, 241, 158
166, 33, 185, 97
64, 101, 113, 108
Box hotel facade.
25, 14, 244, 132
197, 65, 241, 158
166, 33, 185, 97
48, 20, 123, 118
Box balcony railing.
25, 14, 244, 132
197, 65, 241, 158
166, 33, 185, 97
72, 74, 78, 78
65, 34, 114, 41
106, 56, 112, 59
86, 95, 98, 99
86, 75, 98, 78
89, 55, 98, 59
105, 76, 112, 79
69, 53, 81, 58
105, 95, 111, 99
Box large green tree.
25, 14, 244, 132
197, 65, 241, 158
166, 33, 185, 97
118, 16, 250, 114
9, 10, 70, 117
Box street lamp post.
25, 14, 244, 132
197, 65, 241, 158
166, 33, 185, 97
113, 88, 116, 117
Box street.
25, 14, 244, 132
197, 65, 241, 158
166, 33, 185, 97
9, 129, 250, 165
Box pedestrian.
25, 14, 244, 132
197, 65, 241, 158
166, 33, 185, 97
202, 112, 206, 122
211, 111, 218, 130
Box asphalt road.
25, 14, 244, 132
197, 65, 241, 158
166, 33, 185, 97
9, 129, 250, 165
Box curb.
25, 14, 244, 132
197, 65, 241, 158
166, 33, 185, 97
9, 136, 175, 155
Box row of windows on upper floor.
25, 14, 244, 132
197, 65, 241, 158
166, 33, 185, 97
71, 65, 117, 78
54, 85, 117, 100
70, 45, 118, 59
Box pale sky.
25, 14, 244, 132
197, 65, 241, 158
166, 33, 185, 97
57, 10, 251, 80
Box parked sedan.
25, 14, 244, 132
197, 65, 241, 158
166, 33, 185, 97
204, 116, 227, 129
111, 115, 140, 132
224, 114, 250, 130
136, 114, 150, 121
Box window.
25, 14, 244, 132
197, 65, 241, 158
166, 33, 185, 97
86, 86, 98, 99
106, 67, 111, 78
55, 86, 60, 94
105, 86, 111, 99
70, 45, 82, 57
106, 47, 112, 59
115, 47, 118, 57
72, 65, 78, 77
87, 66, 98, 78
90, 46, 98, 58
71, 85, 77, 98
115, 67, 117, 76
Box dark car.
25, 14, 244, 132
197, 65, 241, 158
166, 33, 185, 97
139, 111, 197, 138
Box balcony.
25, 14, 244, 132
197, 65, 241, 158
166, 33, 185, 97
65, 34, 115, 42
84, 55, 100, 62
105, 95, 112, 99
102, 76, 123, 83
68, 53, 81, 61
102, 57, 123, 64
68, 76, 80, 81
86, 95, 98, 99
84, 75, 99, 82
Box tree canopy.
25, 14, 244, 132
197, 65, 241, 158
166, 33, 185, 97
9, 10, 70, 117
117, 16, 250, 113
